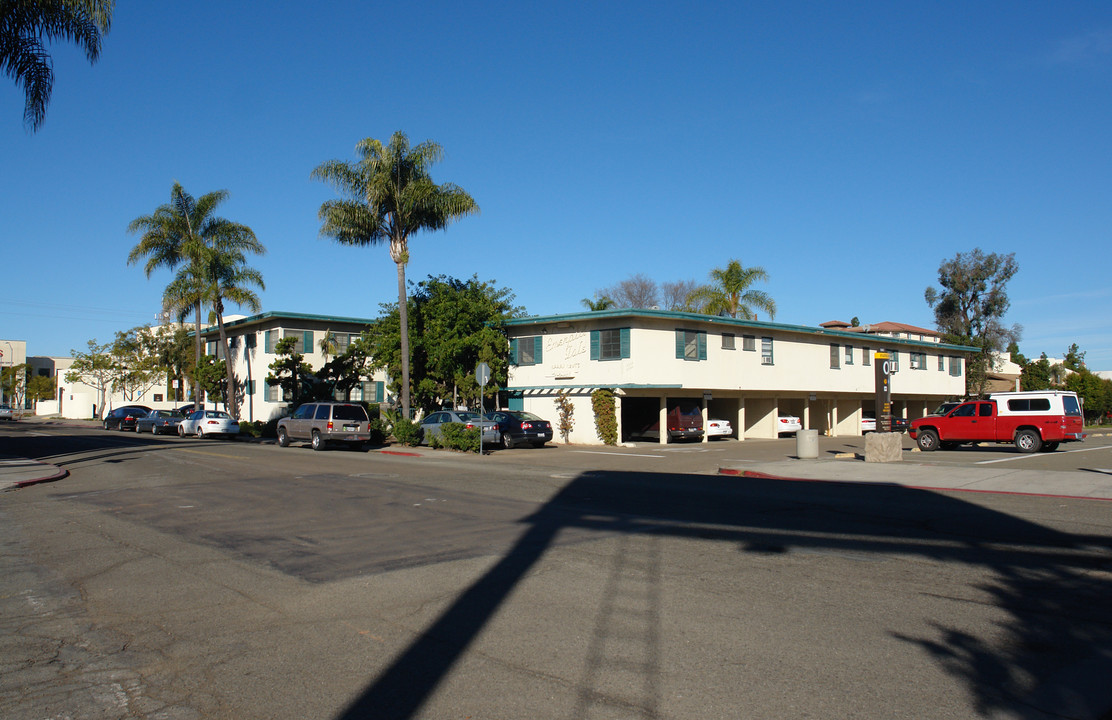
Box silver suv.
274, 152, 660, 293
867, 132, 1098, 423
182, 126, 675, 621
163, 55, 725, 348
276, 402, 371, 451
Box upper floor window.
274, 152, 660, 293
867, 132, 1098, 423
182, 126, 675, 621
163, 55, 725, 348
863, 347, 871, 366
949, 356, 962, 377
845, 345, 853, 365
742, 335, 756, 352
264, 329, 277, 353
591, 328, 630, 361
761, 337, 774, 365
244, 333, 257, 349
510, 336, 543, 366
938, 355, 945, 371
283, 330, 313, 354
909, 352, 926, 370
676, 329, 707, 361
722, 333, 735, 350
830, 343, 840, 369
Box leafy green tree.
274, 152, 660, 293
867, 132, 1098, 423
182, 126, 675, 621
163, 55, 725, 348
151, 324, 193, 402
1020, 354, 1052, 391
315, 331, 374, 402
686, 259, 776, 320
1065, 370, 1109, 424
365, 275, 521, 414
194, 354, 229, 407
266, 336, 312, 407
65, 339, 113, 417
1, 363, 28, 411
2, 0, 113, 131
924, 248, 1021, 397
1062, 343, 1086, 372
27, 373, 55, 412
128, 183, 263, 417
312, 132, 480, 419
1006, 340, 1027, 367
109, 326, 161, 401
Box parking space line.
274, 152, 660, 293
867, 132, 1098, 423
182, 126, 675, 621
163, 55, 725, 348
976, 444, 1112, 465
571, 451, 664, 459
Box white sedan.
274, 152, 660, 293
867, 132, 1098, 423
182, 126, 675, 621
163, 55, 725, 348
777, 415, 802, 435
706, 419, 733, 438
178, 410, 239, 438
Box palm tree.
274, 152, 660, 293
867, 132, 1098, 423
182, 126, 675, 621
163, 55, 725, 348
2, 0, 113, 131
686, 259, 776, 320
318, 329, 339, 362
187, 228, 265, 420
581, 295, 615, 311
127, 183, 260, 411
312, 131, 479, 418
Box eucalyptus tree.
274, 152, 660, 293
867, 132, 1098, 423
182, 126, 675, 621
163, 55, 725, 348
2, 0, 113, 130
311, 131, 479, 418
128, 183, 259, 409
687, 259, 776, 320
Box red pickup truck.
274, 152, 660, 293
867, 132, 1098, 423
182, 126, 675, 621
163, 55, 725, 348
909, 391, 1084, 454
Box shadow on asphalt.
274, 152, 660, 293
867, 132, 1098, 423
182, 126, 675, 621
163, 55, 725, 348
8, 429, 1112, 718
333, 468, 1112, 720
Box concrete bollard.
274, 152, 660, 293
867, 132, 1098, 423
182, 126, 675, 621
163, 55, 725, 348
796, 429, 819, 459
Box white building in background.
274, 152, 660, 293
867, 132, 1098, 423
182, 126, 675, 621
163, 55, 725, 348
503, 309, 975, 445
1, 339, 28, 408
197, 311, 387, 423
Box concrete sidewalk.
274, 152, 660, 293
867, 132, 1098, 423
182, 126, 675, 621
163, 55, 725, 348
0, 456, 67, 490
720, 457, 1112, 501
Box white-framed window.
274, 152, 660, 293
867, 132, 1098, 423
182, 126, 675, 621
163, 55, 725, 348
845, 345, 853, 365
761, 337, 774, 365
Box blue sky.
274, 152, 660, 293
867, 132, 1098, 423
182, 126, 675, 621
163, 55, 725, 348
3, 1, 1111, 369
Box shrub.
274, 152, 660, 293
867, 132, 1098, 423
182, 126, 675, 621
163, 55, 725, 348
391, 418, 423, 447
438, 422, 481, 453
555, 390, 574, 443
367, 418, 387, 445
591, 388, 617, 446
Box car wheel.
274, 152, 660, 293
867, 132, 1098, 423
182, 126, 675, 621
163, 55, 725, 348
277, 427, 289, 447
501, 432, 514, 450
178, 425, 185, 437
135, 423, 141, 433
103, 420, 109, 430
1015, 429, 1042, 454
916, 429, 939, 452
311, 430, 324, 451
196, 426, 203, 438
1040, 441, 1060, 452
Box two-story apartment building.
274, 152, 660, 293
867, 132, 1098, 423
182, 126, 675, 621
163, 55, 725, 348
199, 311, 387, 422
504, 310, 976, 444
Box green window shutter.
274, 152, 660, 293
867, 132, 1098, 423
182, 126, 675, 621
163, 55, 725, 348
376, 381, 384, 402
264, 330, 274, 353
534, 336, 542, 364
509, 338, 519, 365
698, 331, 707, 361
620, 327, 630, 359
675, 330, 685, 359
590, 330, 600, 360
303, 331, 313, 352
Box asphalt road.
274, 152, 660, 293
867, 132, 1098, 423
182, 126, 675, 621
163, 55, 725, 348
2, 422, 1112, 719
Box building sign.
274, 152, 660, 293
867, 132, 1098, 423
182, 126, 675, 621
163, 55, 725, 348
874, 351, 893, 432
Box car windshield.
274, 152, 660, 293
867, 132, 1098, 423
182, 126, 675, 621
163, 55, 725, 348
510, 412, 543, 421
155, 411, 173, 418
206, 411, 231, 419
333, 405, 368, 421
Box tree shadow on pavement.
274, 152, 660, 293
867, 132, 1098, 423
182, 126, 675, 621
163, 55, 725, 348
335, 469, 1112, 720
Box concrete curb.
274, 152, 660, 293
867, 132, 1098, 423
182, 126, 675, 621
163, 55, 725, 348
0, 458, 68, 490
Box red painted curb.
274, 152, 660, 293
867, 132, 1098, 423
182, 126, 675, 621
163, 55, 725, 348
379, 450, 421, 457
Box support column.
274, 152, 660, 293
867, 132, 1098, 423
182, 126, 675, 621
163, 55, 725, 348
737, 398, 746, 441
701, 395, 709, 444
659, 395, 669, 445
803, 398, 811, 431
615, 394, 623, 444
831, 398, 840, 437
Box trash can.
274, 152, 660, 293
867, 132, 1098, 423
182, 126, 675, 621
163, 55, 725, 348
796, 428, 819, 459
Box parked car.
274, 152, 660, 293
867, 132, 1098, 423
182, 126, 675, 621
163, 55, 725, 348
276, 402, 372, 451
0, 404, 13, 420
777, 415, 802, 435
706, 418, 733, 438
178, 410, 239, 438
483, 410, 554, 448
419, 410, 499, 446
931, 401, 961, 416
103, 405, 151, 431
910, 391, 1085, 454
861, 416, 876, 433
630, 402, 704, 441
173, 403, 197, 417
861, 415, 908, 433
135, 409, 183, 435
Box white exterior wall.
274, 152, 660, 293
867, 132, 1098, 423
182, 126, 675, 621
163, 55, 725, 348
506, 311, 970, 444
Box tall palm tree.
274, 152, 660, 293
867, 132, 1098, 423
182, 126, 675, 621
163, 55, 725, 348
686, 259, 777, 320
127, 183, 259, 410
581, 295, 615, 311
312, 131, 479, 418
2, 0, 113, 131
186, 229, 265, 420
318, 329, 339, 362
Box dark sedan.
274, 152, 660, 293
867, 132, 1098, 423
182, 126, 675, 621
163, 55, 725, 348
483, 410, 554, 449
102, 405, 151, 431
135, 409, 184, 435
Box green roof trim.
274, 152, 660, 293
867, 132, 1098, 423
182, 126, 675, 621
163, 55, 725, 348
506, 383, 685, 391
505, 308, 979, 353
197, 311, 376, 338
